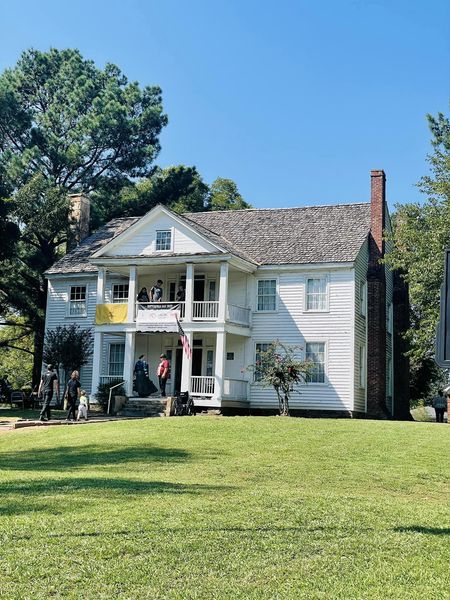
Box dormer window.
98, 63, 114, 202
156, 230, 172, 251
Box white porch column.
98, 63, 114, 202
218, 261, 229, 322
91, 331, 103, 398
214, 331, 227, 400
127, 266, 137, 322
123, 332, 135, 396
96, 267, 106, 304
180, 331, 193, 393
185, 263, 194, 321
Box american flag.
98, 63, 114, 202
177, 318, 192, 359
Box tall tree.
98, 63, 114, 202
91, 165, 209, 224
209, 177, 251, 211
0, 48, 167, 383
385, 103, 450, 398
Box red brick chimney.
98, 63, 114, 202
68, 193, 90, 250
366, 170, 388, 418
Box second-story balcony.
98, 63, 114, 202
95, 300, 251, 327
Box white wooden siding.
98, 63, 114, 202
103, 214, 219, 257
45, 276, 97, 393
353, 239, 368, 413
248, 268, 355, 411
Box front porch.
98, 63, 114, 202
94, 331, 250, 407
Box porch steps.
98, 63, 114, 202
117, 397, 167, 418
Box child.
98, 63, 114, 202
77, 390, 89, 421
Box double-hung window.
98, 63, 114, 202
254, 342, 271, 382
108, 343, 125, 377
305, 278, 327, 311
305, 342, 326, 383
156, 230, 172, 251
257, 280, 277, 311
69, 285, 87, 317
112, 284, 129, 303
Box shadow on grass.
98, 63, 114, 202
0, 444, 193, 472
0, 477, 231, 516
394, 526, 450, 536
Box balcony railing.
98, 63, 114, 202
191, 376, 215, 397
192, 301, 219, 320
223, 379, 248, 400
226, 304, 251, 326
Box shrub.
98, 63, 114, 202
96, 380, 126, 412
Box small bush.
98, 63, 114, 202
96, 380, 126, 412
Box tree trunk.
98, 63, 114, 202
32, 323, 45, 387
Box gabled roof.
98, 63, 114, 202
46, 202, 371, 275
45, 217, 139, 275
185, 203, 371, 265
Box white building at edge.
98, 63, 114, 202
43, 170, 409, 417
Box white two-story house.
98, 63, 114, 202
44, 170, 408, 417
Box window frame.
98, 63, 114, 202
304, 276, 329, 312
155, 229, 173, 252
304, 340, 328, 385
107, 342, 125, 378
253, 341, 272, 383
255, 278, 278, 313
67, 284, 88, 318
112, 283, 129, 304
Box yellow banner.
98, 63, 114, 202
95, 303, 128, 325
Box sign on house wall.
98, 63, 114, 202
136, 304, 181, 333
435, 249, 450, 368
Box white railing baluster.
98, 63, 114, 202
190, 376, 215, 396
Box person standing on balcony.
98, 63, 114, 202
157, 354, 170, 397
176, 285, 185, 302
137, 287, 150, 309
151, 280, 164, 302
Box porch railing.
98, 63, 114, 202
100, 375, 125, 386
190, 376, 215, 397
192, 301, 219, 320
226, 304, 251, 326
223, 379, 248, 400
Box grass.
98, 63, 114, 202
0, 407, 67, 422
0, 417, 449, 599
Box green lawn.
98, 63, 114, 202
1, 417, 449, 599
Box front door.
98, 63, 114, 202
192, 348, 203, 376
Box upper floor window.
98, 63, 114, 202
306, 278, 327, 311
360, 281, 367, 317
305, 342, 326, 383
69, 285, 87, 317
257, 280, 277, 311
156, 230, 172, 251
112, 284, 129, 303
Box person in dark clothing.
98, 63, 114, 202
65, 370, 81, 421
137, 287, 150, 310
0, 375, 12, 402
38, 364, 59, 421
432, 390, 447, 423
134, 355, 157, 397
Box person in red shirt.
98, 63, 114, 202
157, 354, 170, 397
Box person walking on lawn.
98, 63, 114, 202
38, 364, 59, 422
432, 390, 447, 423
65, 370, 81, 421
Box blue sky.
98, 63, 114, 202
0, 0, 449, 210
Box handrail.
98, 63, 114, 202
107, 380, 126, 415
